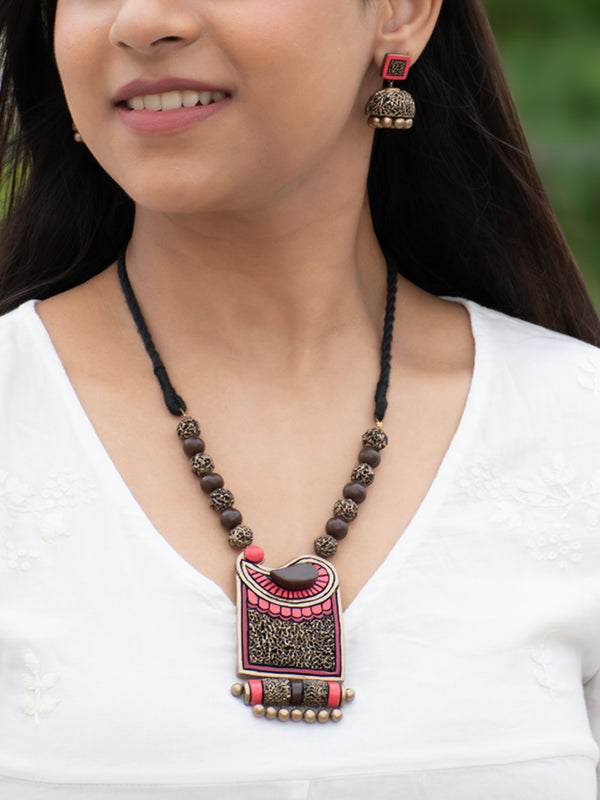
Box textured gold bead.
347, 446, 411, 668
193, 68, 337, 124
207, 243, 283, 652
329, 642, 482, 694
231, 683, 243, 698
278, 708, 290, 722
330, 708, 343, 722
344, 687, 356, 703
317, 709, 330, 723
290, 708, 303, 721
253, 704, 266, 717
177, 416, 200, 439
314, 534, 338, 558
265, 706, 277, 720
382, 117, 393, 128
304, 709, 317, 723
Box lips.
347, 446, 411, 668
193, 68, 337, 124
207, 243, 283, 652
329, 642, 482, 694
113, 76, 232, 134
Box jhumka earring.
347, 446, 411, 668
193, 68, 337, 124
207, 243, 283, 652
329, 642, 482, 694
365, 54, 415, 130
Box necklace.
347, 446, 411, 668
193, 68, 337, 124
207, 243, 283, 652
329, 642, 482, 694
117, 251, 397, 724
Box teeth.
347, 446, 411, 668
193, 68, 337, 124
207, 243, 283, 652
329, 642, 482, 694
182, 90, 201, 107
160, 91, 182, 111
125, 90, 227, 111
144, 93, 161, 111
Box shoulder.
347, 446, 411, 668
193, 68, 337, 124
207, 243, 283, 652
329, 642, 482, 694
0, 300, 44, 375
0, 301, 63, 421
462, 299, 600, 436
465, 298, 600, 363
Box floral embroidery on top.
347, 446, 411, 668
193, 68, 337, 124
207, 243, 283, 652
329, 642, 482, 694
459, 453, 600, 568
0, 467, 96, 572
22, 648, 61, 725
578, 356, 600, 394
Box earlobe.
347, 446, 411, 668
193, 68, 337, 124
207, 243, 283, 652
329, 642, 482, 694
374, 0, 443, 67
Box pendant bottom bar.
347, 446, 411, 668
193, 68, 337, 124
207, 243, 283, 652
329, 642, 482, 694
231, 680, 355, 723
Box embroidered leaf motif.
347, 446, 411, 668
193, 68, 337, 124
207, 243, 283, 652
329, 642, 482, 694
22, 696, 37, 716
23, 649, 40, 674
529, 631, 558, 697
460, 452, 597, 568
40, 672, 60, 690
22, 648, 61, 725
578, 357, 600, 394
39, 696, 61, 714
0, 466, 96, 573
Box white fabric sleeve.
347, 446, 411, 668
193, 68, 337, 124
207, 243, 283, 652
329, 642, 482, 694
585, 668, 600, 799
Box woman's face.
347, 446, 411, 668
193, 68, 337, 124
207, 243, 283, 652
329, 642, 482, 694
54, 0, 382, 215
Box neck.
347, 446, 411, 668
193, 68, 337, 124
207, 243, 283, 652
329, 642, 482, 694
124, 193, 388, 372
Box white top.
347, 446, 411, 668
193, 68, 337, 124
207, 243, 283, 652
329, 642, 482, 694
1, 299, 600, 799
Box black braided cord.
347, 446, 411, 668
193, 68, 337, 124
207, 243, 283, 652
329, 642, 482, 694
374, 256, 398, 423
117, 251, 187, 416
117, 249, 398, 422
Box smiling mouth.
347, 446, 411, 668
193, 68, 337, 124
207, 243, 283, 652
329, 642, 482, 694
121, 89, 229, 111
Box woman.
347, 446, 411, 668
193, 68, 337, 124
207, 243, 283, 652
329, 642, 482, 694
0, 0, 599, 796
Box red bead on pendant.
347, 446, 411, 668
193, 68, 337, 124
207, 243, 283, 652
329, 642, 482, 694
244, 545, 264, 563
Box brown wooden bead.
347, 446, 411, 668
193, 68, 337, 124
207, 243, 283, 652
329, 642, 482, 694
343, 482, 367, 504
358, 447, 381, 468
183, 437, 205, 457
200, 473, 224, 493
220, 508, 242, 530
333, 498, 358, 522
314, 534, 338, 558
325, 517, 349, 540
209, 488, 235, 511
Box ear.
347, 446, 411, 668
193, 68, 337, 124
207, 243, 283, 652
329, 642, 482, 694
373, 0, 444, 69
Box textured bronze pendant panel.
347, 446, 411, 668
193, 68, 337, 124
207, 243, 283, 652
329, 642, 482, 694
232, 553, 354, 722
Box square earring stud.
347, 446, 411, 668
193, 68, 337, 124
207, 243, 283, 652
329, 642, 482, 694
381, 54, 411, 81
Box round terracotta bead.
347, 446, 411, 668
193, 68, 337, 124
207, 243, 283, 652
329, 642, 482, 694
343, 482, 367, 504
351, 463, 375, 487
326, 517, 349, 540
191, 453, 214, 476
220, 508, 242, 530
228, 525, 254, 549
177, 416, 200, 440
209, 487, 235, 511
362, 427, 388, 451
333, 498, 358, 522
314, 534, 338, 558
244, 545, 264, 563
358, 447, 381, 468
183, 437, 205, 457
200, 473, 224, 493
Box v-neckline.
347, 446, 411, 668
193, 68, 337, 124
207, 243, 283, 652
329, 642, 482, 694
23, 297, 488, 626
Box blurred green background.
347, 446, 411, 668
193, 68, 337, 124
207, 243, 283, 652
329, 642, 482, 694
485, 0, 600, 307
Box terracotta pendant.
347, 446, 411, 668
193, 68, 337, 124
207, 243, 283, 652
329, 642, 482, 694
231, 546, 355, 722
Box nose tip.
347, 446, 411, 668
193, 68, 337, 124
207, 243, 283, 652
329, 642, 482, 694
109, 5, 202, 54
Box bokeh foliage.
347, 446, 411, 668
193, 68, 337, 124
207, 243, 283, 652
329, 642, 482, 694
485, 0, 600, 306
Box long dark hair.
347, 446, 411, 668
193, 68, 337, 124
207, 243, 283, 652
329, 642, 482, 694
1, 0, 599, 344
